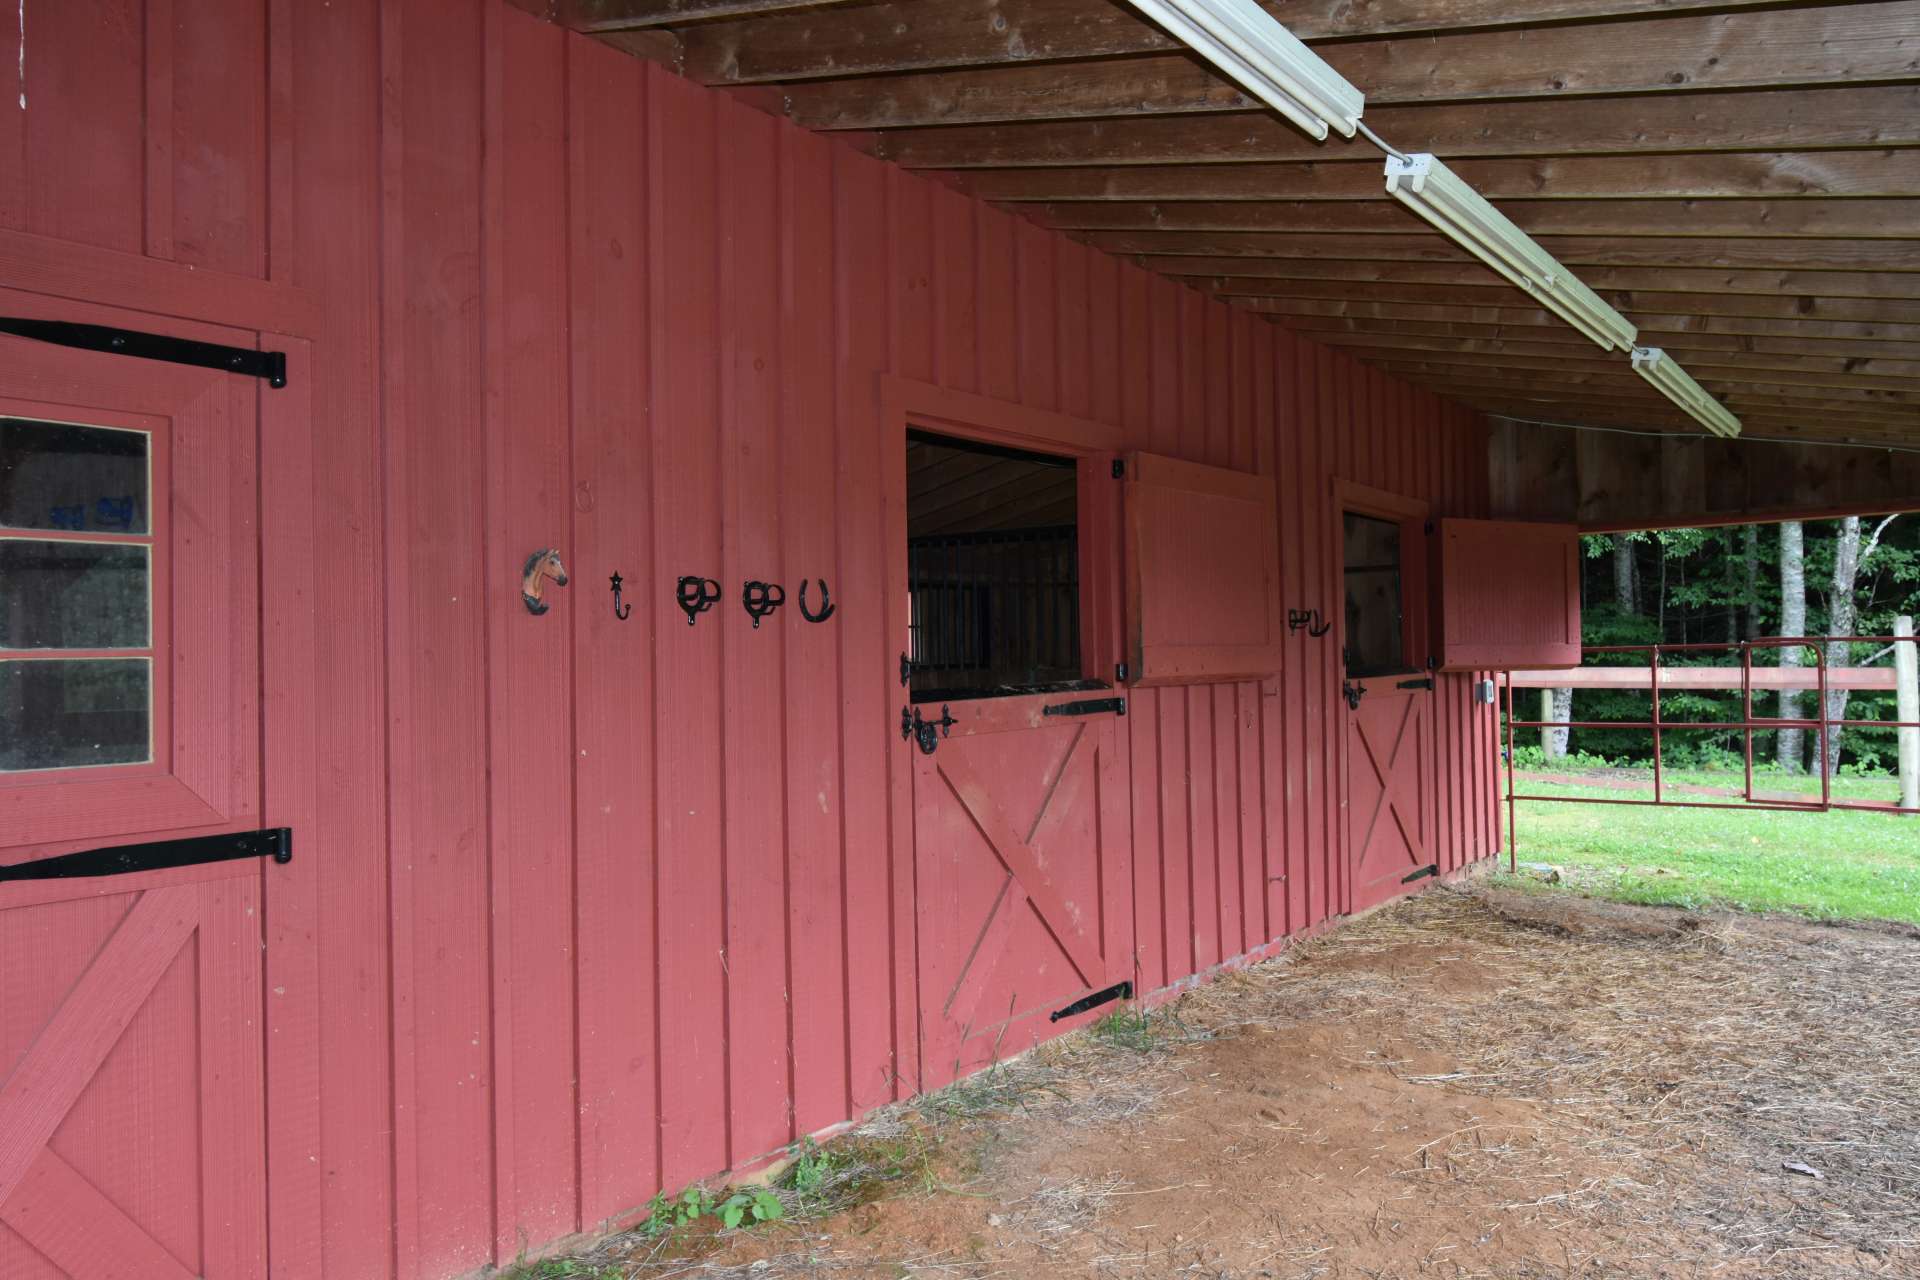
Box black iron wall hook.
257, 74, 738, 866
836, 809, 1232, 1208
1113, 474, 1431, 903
798, 578, 836, 623
1288, 608, 1332, 638
610, 572, 632, 620
677, 576, 721, 626
743, 580, 785, 628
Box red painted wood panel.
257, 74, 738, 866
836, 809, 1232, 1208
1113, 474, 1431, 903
648, 68, 730, 1192
1438, 519, 1583, 671
567, 33, 658, 1230
3, 6, 1507, 1276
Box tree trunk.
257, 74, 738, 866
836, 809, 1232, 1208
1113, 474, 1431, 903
1778, 521, 1807, 773
1819, 517, 1863, 780
1540, 687, 1572, 760
1612, 534, 1637, 613
1743, 524, 1762, 639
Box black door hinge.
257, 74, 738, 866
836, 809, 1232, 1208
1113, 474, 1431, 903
1111, 459, 1125, 479
1401, 863, 1439, 885
1396, 677, 1434, 691
1050, 980, 1133, 1023
1114, 662, 1129, 684
0, 828, 292, 884
899, 652, 913, 687
0, 318, 288, 388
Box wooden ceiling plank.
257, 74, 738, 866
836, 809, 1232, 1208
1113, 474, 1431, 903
1204, 278, 1920, 325
873, 88, 1920, 167
1365, 361, 1920, 409
1294, 333, 1920, 382
1144, 258, 1920, 301
1078, 230, 1920, 271
1026, 199, 1920, 239
1318, 344, 1920, 393
955, 151, 1920, 203
1281, 316, 1920, 360
572, 0, 858, 31
781, 5, 1920, 129
668, 0, 1802, 84
1241, 297, 1920, 343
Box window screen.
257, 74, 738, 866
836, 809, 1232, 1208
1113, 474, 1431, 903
0, 418, 154, 771
1343, 511, 1406, 679
906, 431, 1091, 702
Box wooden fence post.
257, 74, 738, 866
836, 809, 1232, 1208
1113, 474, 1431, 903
1896, 616, 1919, 814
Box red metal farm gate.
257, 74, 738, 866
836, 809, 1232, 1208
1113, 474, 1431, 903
1501, 637, 1920, 865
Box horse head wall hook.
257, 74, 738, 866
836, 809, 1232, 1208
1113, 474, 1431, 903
522, 548, 569, 615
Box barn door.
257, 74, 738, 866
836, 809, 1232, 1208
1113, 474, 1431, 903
0, 307, 268, 1280
1338, 494, 1437, 914
911, 694, 1132, 1089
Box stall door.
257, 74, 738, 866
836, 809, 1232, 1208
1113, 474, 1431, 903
0, 311, 268, 1280
912, 694, 1132, 1089
1339, 503, 1437, 913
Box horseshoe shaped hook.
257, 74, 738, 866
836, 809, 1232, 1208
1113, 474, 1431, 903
798, 578, 836, 623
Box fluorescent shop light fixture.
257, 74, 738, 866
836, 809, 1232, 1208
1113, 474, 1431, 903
1384, 153, 1637, 353
1632, 347, 1742, 438
1127, 0, 1364, 141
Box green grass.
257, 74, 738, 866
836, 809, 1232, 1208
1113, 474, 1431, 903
1501, 768, 1920, 925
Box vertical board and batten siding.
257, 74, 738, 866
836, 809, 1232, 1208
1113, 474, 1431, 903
0, 4, 1501, 1278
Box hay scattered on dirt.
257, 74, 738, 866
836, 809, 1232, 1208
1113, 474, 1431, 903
1194, 886, 1920, 1268
529, 884, 1920, 1279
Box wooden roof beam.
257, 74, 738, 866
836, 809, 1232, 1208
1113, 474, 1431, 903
1026, 199, 1920, 239
663, 0, 1802, 84
872, 87, 1920, 167
1077, 231, 1920, 272
1282, 318, 1920, 362
1146, 258, 1920, 301
1314, 345, 1920, 394
1242, 297, 1920, 343
781, 5, 1920, 129
1284, 318, 1920, 361
954, 151, 1920, 202
1292, 334, 1920, 382
1205, 278, 1920, 325
571, 0, 857, 30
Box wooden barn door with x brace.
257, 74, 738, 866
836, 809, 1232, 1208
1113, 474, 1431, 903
0, 302, 271, 1280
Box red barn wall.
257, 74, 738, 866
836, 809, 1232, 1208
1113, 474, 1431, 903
0, 2, 1500, 1276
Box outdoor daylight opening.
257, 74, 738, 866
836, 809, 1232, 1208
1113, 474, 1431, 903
905, 430, 1092, 703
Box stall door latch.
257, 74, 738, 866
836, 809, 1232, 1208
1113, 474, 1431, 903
1343, 679, 1367, 710
901, 704, 956, 755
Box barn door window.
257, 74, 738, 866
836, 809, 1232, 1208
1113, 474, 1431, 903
1343, 511, 1408, 678
0, 417, 155, 771
906, 430, 1091, 702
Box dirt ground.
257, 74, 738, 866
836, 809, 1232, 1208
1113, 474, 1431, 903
556, 885, 1920, 1279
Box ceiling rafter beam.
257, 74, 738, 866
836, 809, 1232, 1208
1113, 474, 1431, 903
630, 0, 1816, 81
1282, 316, 1920, 360
1196, 278, 1920, 324
953, 151, 1920, 202
779, 5, 1920, 130
1237, 297, 1920, 343
1142, 258, 1920, 301
870, 87, 1920, 167
1024, 199, 1920, 239
1075, 230, 1920, 271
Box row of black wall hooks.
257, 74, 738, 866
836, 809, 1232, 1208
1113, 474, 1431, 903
521, 549, 836, 627
671, 575, 835, 628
